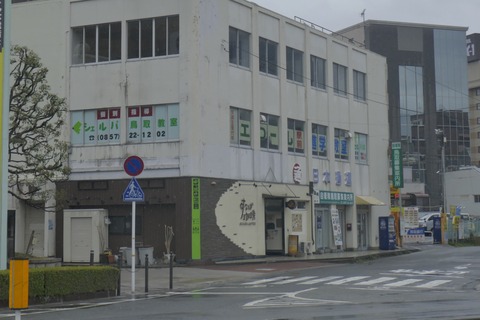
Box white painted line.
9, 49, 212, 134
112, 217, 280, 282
327, 276, 370, 285
416, 280, 452, 288
300, 276, 343, 285
273, 276, 317, 284
355, 277, 397, 286
242, 276, 291, 285
384, 279, 423, 287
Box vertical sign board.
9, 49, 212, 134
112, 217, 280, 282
9, 258, 29, 309
0, 0, 9, 270
331, 208, 343, 247
191, 178, 201, 259
391, 142, 403, 188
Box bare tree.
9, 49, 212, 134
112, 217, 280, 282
9, 45, 70, 210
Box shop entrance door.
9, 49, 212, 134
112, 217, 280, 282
265, 198, 284, 255
357, 210, 368, 250
315, 207, 330, 253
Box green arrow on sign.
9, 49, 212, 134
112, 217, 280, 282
72, 121, 82, 134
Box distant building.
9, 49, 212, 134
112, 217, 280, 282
339, 20, 470, 210
11, 0, 390, 263
467, 33, 480, 167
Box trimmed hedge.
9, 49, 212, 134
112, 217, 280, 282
0, 266, 119, 303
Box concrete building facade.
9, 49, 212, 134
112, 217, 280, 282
11, 0, 389, 263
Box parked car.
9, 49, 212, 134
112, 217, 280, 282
418, 213, 440, 231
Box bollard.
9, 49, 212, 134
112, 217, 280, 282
90, 250, 94, 266
169, 252, 174, 289
145, 254, 149, 293
117, 252, 123, 296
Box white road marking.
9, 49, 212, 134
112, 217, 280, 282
384, 279, 423, 287
299, 276, 343, 284
327, 276, 370, 285
242, 276, 291, 285
416, 280, 452, 288
355, 277, 397, 286
274, 276, 318, 284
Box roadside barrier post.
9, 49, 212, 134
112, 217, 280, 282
9, 258, 29, 320
89, 250, 94, 266
145, 254, 149, 293
117, 252, 122, 296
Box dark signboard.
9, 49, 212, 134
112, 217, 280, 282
467, 34, 480, 62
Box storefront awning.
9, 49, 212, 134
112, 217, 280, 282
356, 195, 386, 206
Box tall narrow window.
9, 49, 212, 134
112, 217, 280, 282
312, 124, 327, 157
355, 133, 368, 164
333, 63, 347, 96
310, 55, 326, 89
334, 128, 349, 160
260, 113, 279, 150
259, 37, 278, 76
286, 47, 304, 83
288, 119, 305, 154
230, 107, 252, 146
229, 27, 250, 68
353, 70, 366, 101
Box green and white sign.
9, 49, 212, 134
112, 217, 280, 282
392, 142, 403, 188
191, 178, 201, 260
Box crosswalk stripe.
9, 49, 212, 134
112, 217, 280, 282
274, 276, 318, 284
327, 276, 370, 285
415, 280, 452, 288
355, 277, 397, 286
384, 279, 423, 287
242, 276, 292, 285
299, 276, 344, 285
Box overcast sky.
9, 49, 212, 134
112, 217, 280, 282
250, 0, 479, 35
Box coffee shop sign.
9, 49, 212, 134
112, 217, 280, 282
240, 198, 256, 226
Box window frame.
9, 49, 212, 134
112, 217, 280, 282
229, 27, 250, 68
286, 47, 304, 84
127, 104, 179, 143
72, 22, 122, 65
230, 107, 252, 147
312, 123, 327, 157
334, 128, 350, 160
287, 118, 305, 154
355, 133, 368, 164
333, 63, 348, 96
259, 37, 278, 76
71, 108, 121, 145
310, 55, 326, 90
260, 113, 280, 151
127, 15, 179, 60
353, 70, 366, 101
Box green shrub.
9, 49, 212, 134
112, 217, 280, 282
0, 266, 119, 303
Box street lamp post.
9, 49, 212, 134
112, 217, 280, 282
435, 129, 447, 214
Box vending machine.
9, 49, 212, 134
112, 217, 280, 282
379, 216, 396, 250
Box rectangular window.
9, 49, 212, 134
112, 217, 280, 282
286, 47, 304, 83
260, 113, 280, 150
310, 55, 326, 89
353, 70, 366, 101
476, 103, 480, 110
477, 131, 480, 139
334, 128, 349, 160
259, 37, 278, 76
71, 108, 121, 145
476, 88, 480, 96
355, 133, 368, 164
477, 118, 480, 125
229, 27, 250, 68
287, 119, 305, 154
333, 63, 347, 96
72, 22, 121, 64
109, 216, 142, 235
475, 195, 480, 203
127, 104, 179, 142
312, 123, 327, 157
230, 107, 252, 146
127, 15, 179, 59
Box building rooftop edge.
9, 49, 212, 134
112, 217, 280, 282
337, 19, 468, 34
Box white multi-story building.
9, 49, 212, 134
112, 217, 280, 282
11, 0, 390, 263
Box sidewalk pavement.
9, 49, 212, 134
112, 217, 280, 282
120, 247, 420, 297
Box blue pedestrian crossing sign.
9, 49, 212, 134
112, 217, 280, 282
123, 177, 144, 202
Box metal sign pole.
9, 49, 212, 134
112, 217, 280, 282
131, 200, 136, 294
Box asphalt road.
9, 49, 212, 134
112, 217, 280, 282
2, 245, 480, 319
